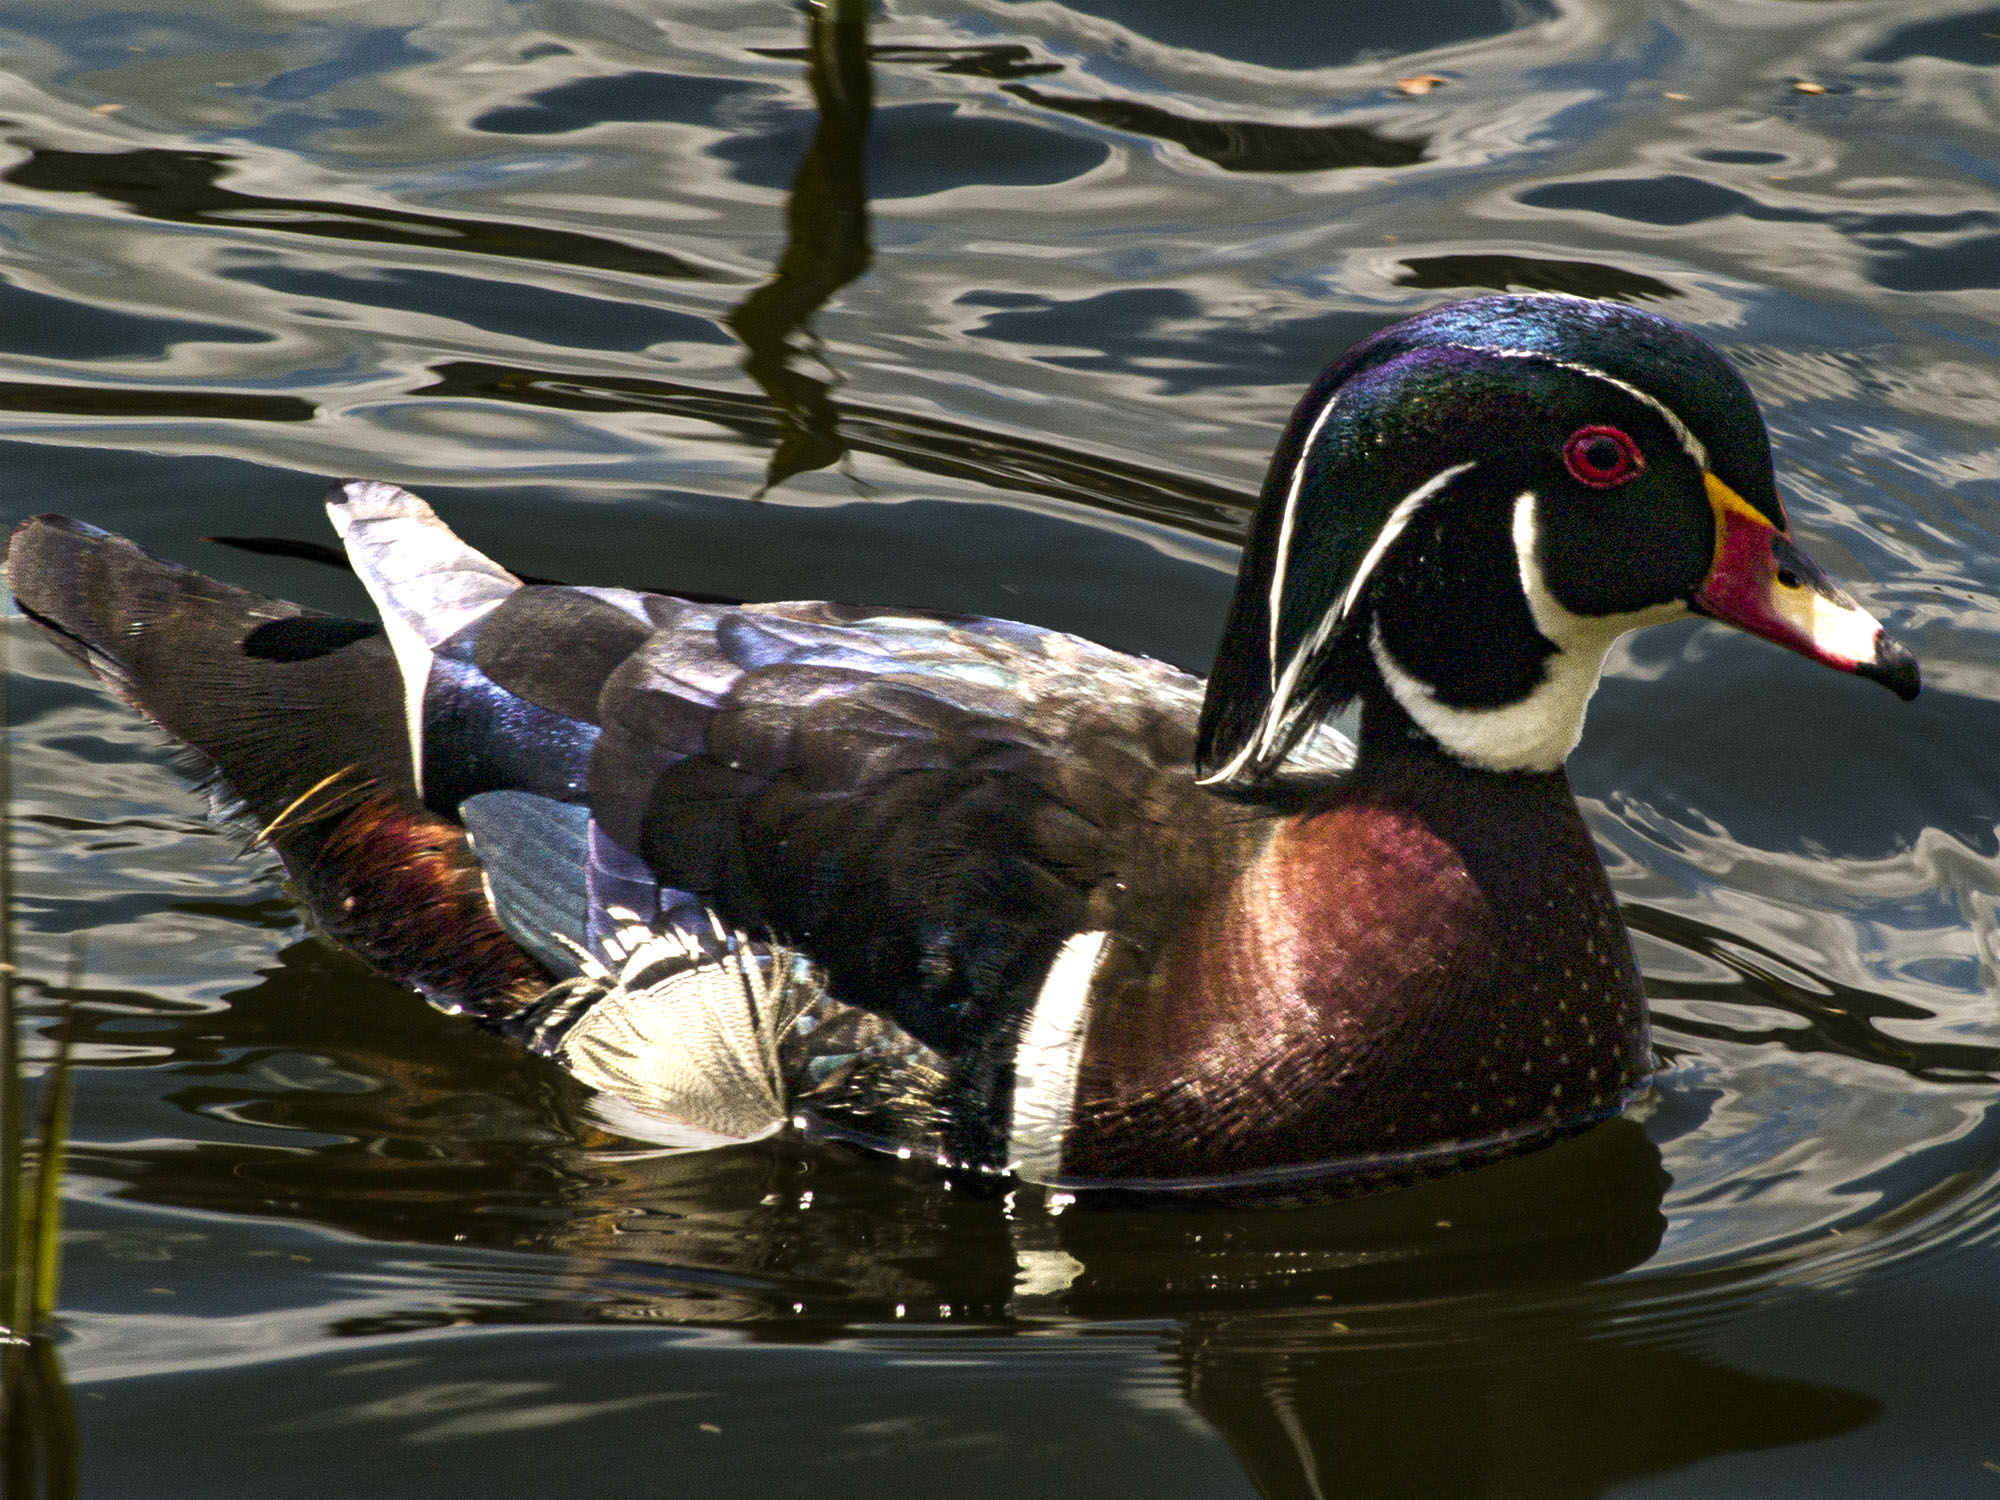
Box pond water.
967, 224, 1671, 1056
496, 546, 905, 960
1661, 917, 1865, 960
4, 0, 2000, 1494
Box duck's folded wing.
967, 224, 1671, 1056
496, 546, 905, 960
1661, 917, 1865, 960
8, 490, 1222, 1165
420, 573, 1212, 1058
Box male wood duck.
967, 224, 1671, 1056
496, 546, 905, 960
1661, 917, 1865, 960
6, 293, 1919, 1191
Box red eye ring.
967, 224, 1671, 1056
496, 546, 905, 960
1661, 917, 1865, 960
1562, 425, 1644, 489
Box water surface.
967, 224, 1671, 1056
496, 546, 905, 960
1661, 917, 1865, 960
5, 2, 2000, 1495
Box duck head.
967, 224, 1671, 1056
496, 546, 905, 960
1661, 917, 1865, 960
1196, 293, 1920, 789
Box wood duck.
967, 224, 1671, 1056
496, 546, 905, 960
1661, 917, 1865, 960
6, 293, 1919, 1192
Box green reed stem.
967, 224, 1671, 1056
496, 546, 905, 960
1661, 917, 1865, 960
27, 1336, 76, 1500
0, 607, 82, 1500
1, 609, 23, 1343
26, 939, 78, 1327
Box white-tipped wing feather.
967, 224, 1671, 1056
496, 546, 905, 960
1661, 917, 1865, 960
327, 479, 522, 796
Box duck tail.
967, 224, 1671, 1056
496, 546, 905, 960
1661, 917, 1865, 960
4, 512, 547, 1014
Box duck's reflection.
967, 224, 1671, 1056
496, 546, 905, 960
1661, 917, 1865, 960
86, 937, 1878, 1500
1174, 1302, 1874, 1500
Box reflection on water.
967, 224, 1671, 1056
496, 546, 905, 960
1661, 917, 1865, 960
0, 1339, 79, 1500
1, 638, 79, 1500
726, 0, 873, 489
3, 147, 720, 283
997, 84, 1426, 174
51, 886, 1886, 1497
1176, 1312, 1871, 1500
1, 0, 1999, 1496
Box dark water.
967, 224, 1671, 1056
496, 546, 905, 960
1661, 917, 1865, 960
4, 1, 2000, 1494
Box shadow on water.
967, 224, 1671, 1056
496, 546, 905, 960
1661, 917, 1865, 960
1624, 904, 2000, 1080
1630, 907, 2000, 1083
202, 355, 1256, 583
750, 37, 1431, 175
997, 84, 1425, 174
1394, 254, 1684, 304
724, 10, 1426, 490
0, 382, 310, 424
0, 140, 752, 425
413, 359, 1254, 540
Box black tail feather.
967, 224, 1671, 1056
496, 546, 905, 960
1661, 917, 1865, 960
7, 514, 410, 811
5, 514, 548, 1013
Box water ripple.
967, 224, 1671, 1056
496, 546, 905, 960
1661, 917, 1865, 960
4, 2, 1999, 1492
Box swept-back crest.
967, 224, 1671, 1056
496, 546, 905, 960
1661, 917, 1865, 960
1194, 294, 1774, 790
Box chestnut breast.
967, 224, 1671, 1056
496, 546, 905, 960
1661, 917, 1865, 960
1061, 766, 1649, 1180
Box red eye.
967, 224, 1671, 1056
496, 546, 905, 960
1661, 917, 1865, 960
1562, 425, 1644, 489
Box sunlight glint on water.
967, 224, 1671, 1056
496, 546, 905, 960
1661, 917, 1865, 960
1, 2, 1999, 1496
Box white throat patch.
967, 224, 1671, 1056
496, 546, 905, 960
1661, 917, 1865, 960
1369, 492, 1687, 773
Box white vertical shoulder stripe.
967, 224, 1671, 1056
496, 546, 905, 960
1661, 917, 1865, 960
1008, 930, 1110, 1183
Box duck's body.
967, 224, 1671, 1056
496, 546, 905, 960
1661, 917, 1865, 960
6, 294, 1919, 1190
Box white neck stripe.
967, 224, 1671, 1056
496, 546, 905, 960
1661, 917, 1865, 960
1199, 462, 1475, 785
1482, 347, 1707, 467
1266, 390, 1343, 693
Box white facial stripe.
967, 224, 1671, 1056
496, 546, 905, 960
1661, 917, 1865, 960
1008, 930, 1109, 1183
1484, 347, 1707, 468
1203, 462, 1475, 784
1195, 739, 1255, 786
1337, 461, 1476, 623
1255, 614, 1335, 764
1266, 390, 1343, 692
1193, 731, 1264, 788
1370, 493, 1687, 773
1256, 464, 1480, 768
